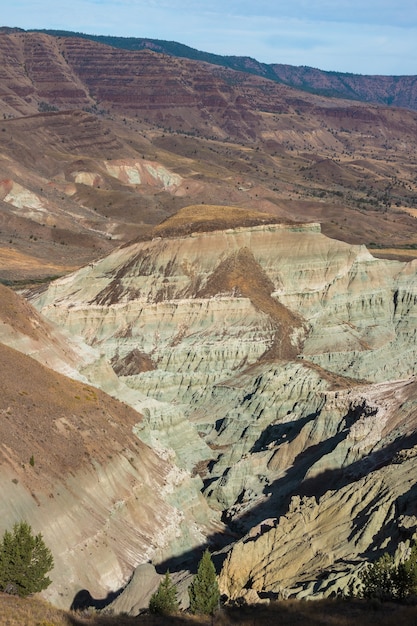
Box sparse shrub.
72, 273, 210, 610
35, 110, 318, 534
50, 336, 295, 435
0, 521, 54, 597
189, 549, 220, 615
149, 571, 178, 615
38, 101, 59, 113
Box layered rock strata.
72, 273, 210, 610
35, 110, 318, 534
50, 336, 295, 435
28, 216, 417, 601
0, 285, 218, 608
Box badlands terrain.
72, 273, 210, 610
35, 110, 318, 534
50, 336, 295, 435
1, 28, 417, 614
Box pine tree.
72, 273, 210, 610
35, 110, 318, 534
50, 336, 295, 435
189, 549, 220, 615
0, 521, 54, 597
149, 571, 179, 615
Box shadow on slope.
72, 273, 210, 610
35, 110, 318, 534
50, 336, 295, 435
71, 587, 124, 612
136, 426, 417, 580
229, 427, 417, 541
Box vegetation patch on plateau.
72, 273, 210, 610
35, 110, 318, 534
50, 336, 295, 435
148, 205, 291, 239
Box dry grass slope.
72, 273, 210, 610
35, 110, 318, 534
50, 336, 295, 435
149, 205, 289, 239
0, 342, 144, 489
1, 594, 417, 626
0, 283, 46, 341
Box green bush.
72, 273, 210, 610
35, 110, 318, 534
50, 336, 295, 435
0, 522, 54, 597
394, 544, 417, 599
359, 544, 417, 601
360, 552, 397, 601
149, 571, 179, 615
189, 549, 220, 615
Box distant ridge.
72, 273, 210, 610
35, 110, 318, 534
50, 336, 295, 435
23, 28, 417, 110
28, 29, 276, 75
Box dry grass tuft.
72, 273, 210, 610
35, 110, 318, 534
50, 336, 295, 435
0, 592, 71, 626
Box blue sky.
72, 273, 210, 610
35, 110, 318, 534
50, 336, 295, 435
3, 0, 417, 75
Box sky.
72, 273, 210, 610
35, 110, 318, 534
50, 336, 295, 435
3, 0, 417, 76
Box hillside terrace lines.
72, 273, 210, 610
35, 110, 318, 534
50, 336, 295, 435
30, 219, 416, 417
22, 34, 90, 104
47, 221, 321, 313
2, 31, 417, 268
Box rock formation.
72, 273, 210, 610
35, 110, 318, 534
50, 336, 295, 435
1, 30, 417, 285
0, 284, 219, 608
1, 28, 417, 611
25, 205, 417, 604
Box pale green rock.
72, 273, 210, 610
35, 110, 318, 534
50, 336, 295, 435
26, 222, 417, 604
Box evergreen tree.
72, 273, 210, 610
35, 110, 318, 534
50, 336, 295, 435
189, 549, 220, 615
359, 544, 417, 601
359, 552, 396, 600
149, 571, 179, 615
0, 521, 54, 597
393, 543, 417, 599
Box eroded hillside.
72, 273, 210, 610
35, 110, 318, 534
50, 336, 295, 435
1, 31, 417, 283
0, 283, 219, 608
25, 206, 417, 605
2, 29, 417, 612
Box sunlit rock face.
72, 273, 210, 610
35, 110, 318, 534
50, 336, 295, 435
219, 436, 417, 600
30, 219, 417, 601
32, 221, 416, 387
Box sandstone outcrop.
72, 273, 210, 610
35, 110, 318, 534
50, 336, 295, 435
219, 440, 417, 599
